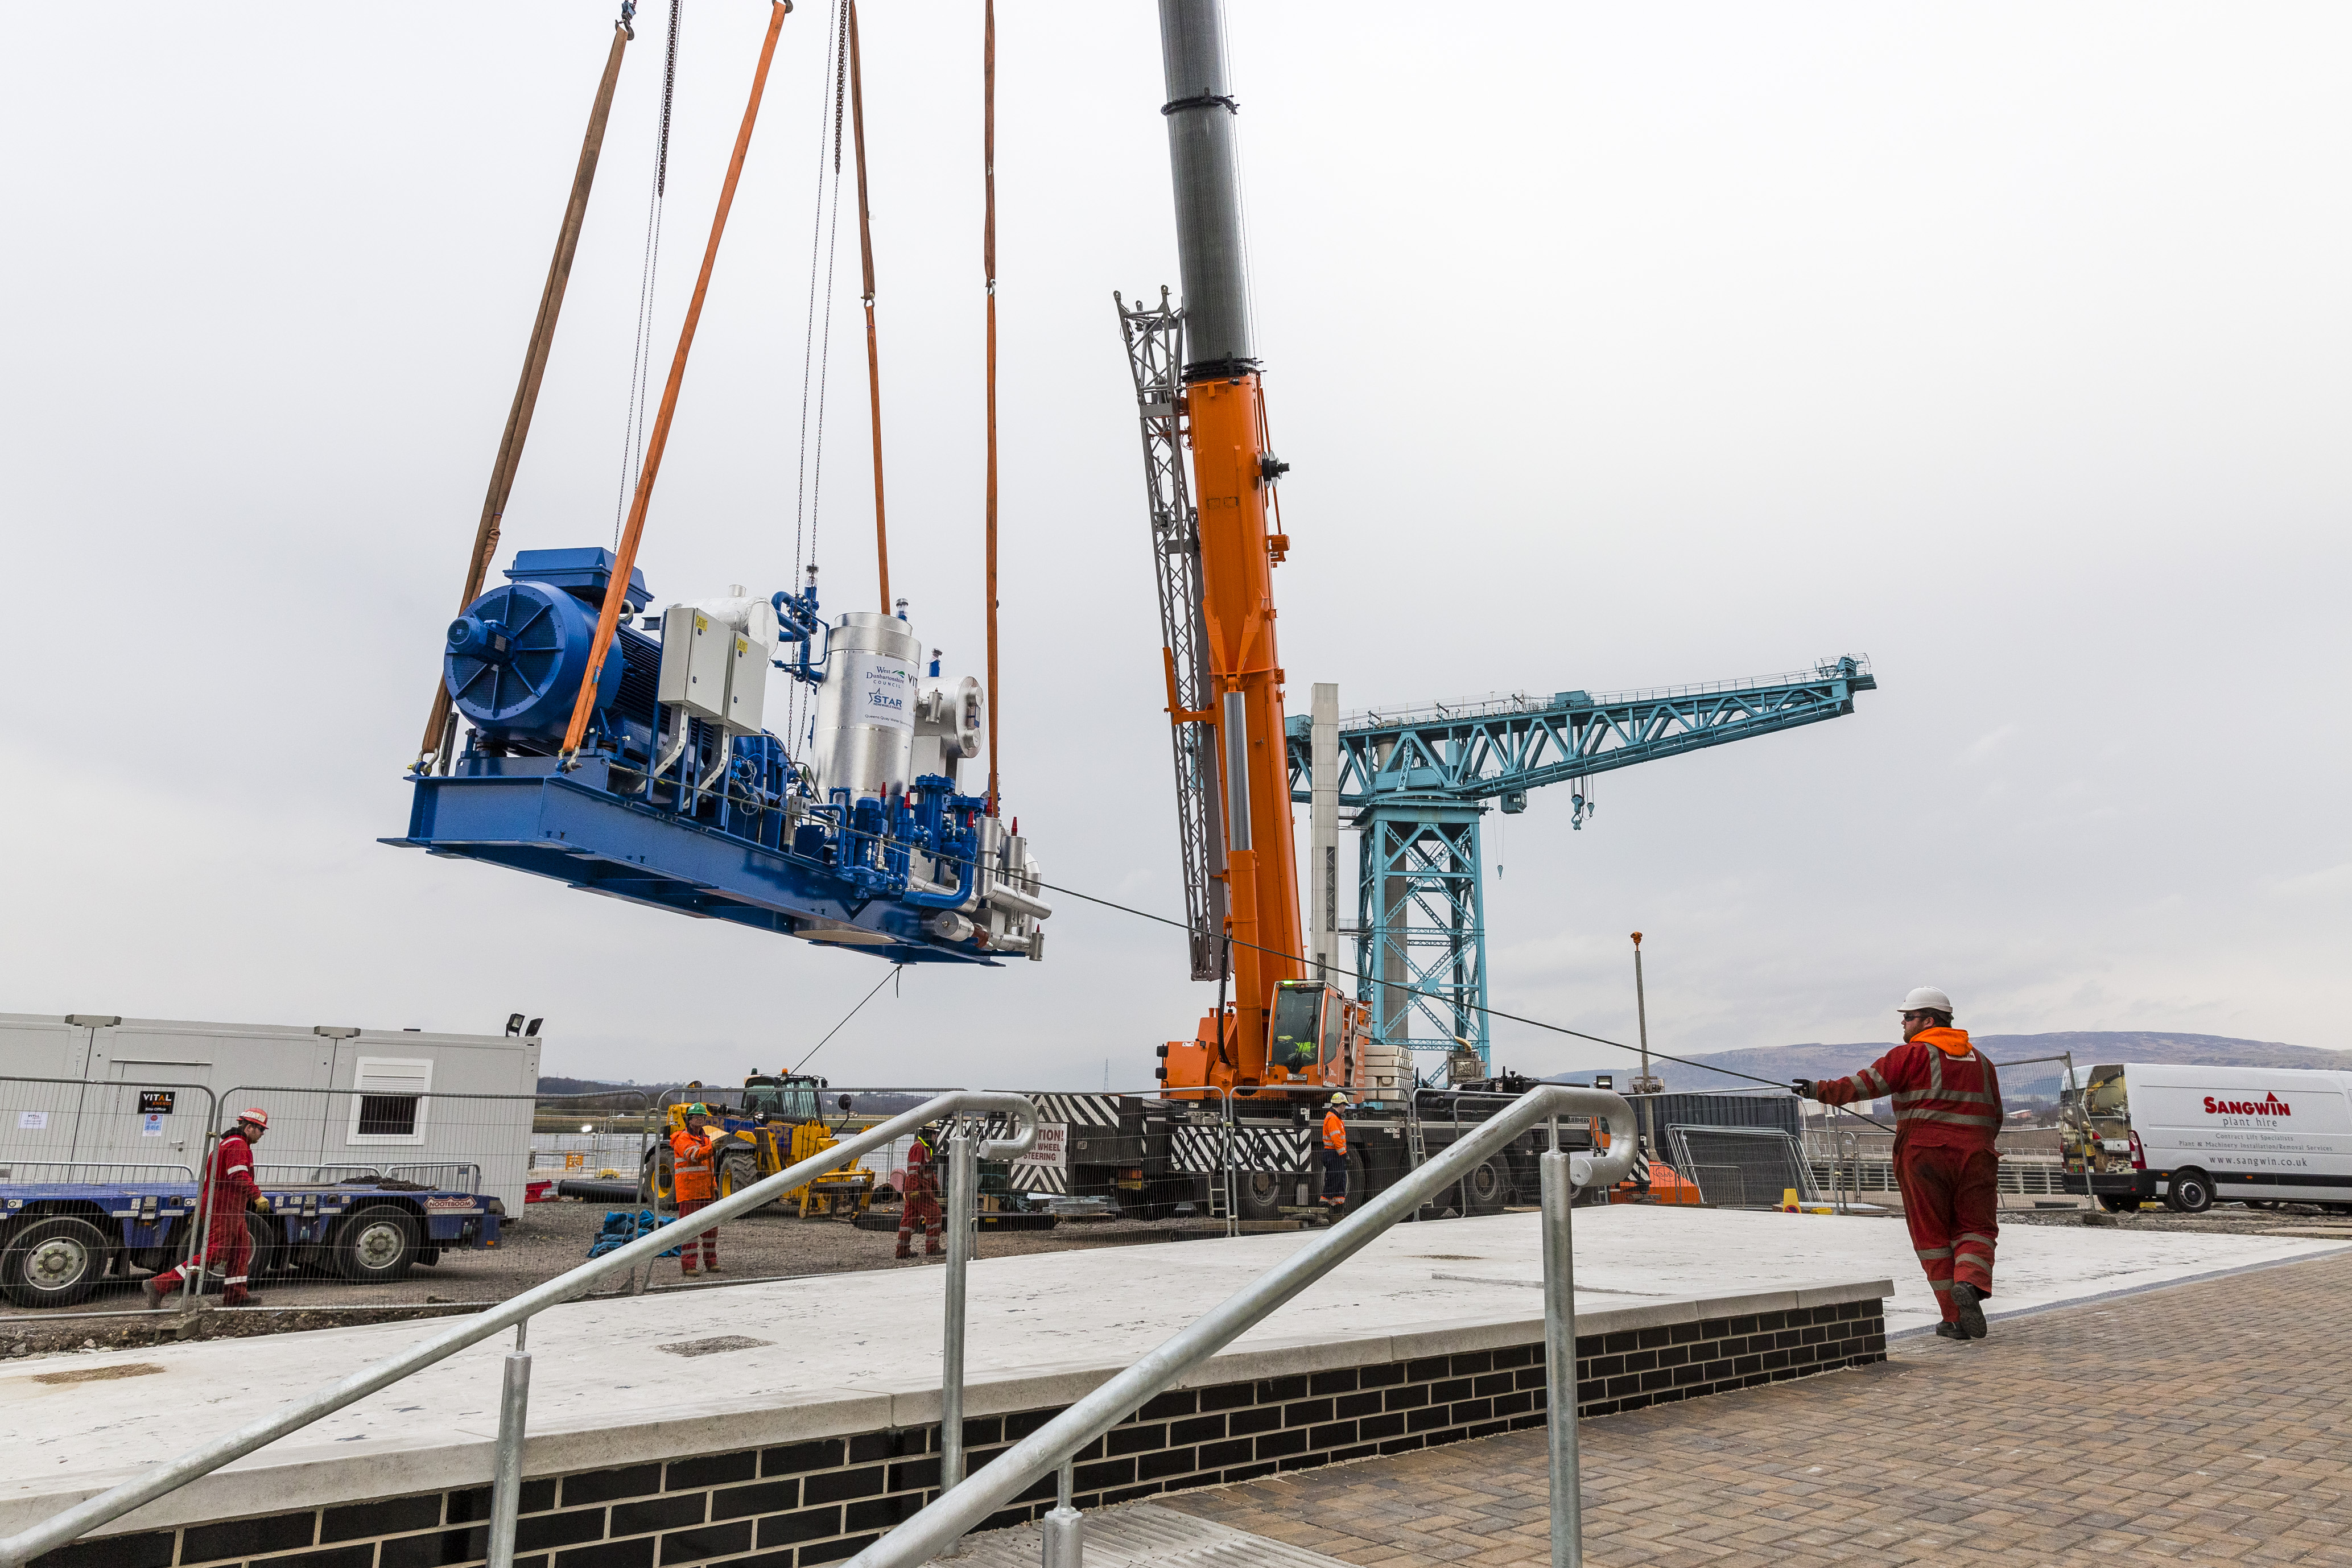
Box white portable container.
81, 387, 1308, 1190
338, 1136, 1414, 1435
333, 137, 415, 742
0, 1014, 541, 1211
2067, 1061, 2352, 1214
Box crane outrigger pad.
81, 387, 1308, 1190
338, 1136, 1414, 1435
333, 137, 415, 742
384, 760, 998, 966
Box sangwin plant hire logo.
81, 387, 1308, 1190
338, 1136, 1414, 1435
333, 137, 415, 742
2204, 1093, 2292, 1117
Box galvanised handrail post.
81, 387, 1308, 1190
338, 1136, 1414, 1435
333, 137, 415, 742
940, 1124, 980, 1501
844, 1084, 1635, 1568
1040, 1456, 1080, 1566
486, 1321, 531, 1568
0, 1090, 1038, 1568
1540, 1124, 1582, 1568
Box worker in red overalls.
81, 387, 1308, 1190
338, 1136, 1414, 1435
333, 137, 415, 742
1797, 987, 2004, 1340
896, 1127, 946, 1260
670, 1104, 722, 1276
1321, 1094, 1351, 1216
145, 1107, 269, 1306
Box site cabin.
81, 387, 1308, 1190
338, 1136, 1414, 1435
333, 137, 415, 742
0, 1013, 540, 1213
2067, 1061, 2352, 1214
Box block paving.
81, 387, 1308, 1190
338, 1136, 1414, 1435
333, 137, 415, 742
1161, 1251, 2352, 1565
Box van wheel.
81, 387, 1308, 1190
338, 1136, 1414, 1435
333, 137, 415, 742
332, 1206, 419, 1282
2167, 1170, 2214, 1215
2, 1217, 109, 1308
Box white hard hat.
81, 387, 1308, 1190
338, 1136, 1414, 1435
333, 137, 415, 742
1897, 987, 1954, 1015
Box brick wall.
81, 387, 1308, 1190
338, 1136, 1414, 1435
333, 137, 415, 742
35, 1299, 1883, 1568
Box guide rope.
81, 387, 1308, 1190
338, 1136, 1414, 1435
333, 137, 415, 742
901, 837, 1897, 1132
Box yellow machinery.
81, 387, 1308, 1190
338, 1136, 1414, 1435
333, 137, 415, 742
638, 1075, 876, 1219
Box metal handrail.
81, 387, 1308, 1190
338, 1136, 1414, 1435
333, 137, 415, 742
0, 1089, 1038, 1568
847, 1084, 1637, 1568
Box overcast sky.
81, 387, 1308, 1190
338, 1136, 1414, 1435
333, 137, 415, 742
3, 3, 2345, 1088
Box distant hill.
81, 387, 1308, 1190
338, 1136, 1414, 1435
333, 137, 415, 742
1559, 1032, 2344, 1099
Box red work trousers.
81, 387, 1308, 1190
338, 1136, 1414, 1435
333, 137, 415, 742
897, 1191, 943, 1254
1897, 1144, 1999, 1323
674, 1198, 719, 1273
152, 1204, 254, 1301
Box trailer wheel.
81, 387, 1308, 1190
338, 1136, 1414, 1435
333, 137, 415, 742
2166, 1169, 2214, 1215
244, 1211, 280, 1280
1459, 1156, 1511, 1216
1234, 1170, 1288, 1222
2, 1216, 110, 1309
332, 1205, 419, 1283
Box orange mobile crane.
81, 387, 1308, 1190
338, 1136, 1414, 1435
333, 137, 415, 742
1129, 0, 1364, 1106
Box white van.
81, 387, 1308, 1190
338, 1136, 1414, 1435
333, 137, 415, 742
2065, 1061, 2352, 1214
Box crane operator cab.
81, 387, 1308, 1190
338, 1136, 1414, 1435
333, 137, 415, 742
1267, 980, 1367, 1086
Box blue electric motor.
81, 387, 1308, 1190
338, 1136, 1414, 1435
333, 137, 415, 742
444, 548, 658, 742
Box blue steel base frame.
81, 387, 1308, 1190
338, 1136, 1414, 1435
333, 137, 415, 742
383, 754, 999, 967
1355, 802, 1488, 1068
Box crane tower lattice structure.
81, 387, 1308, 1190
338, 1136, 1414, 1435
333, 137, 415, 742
1286, 659, 1878, 1068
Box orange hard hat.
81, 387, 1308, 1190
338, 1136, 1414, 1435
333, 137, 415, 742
237, 1108, 269, 1129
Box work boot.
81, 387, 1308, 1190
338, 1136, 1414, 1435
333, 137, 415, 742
702, 1261, 723, 1274
894, 1245, 914, 1260
222, 1288, 259, 1307
1934, 1322, 1967, 1341
925, 1242, 944, 1257
142, 1274, 175, 1304
1949, 1282, 1989, 1340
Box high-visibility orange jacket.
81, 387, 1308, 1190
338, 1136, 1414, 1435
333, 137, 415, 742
670, 1127, 718, 1202
1321, 1110, 1347, 1155
1812, 1028, 2003, 1155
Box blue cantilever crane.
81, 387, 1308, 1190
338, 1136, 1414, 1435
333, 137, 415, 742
1284, 657, 1876, 1069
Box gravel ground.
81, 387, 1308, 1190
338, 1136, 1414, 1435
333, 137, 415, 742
0, 1199, 1244, 1359
2003, 1199, 2352, 1236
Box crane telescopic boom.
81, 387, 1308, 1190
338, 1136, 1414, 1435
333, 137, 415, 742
1155, 0, 1306, 1091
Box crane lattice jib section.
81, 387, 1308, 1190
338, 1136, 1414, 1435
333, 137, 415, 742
1286, 659, 1876, 806
1119, 294, 1226, 980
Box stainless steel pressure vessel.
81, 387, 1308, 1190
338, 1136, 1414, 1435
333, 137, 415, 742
811, 611, 923, 799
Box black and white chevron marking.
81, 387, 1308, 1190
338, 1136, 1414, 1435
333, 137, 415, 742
1028, 1093, 1123, 1129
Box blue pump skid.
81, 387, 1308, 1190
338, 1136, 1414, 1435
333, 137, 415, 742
387, 547, 1033, 967
391, 756, 1000, 965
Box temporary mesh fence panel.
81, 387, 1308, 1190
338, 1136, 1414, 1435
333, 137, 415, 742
0, 1075, 219, 1310
1669, 1125, 1819, 1208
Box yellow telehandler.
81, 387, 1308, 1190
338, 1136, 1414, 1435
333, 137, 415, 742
638, 1074, 876, 1219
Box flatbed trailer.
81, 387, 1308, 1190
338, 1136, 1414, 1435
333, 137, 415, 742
1006, 1084, 1611, 1223
0, 1173, 506, 1309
